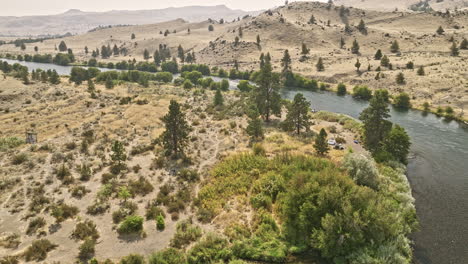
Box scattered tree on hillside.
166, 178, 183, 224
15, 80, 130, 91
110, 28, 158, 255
390, 40, 400, 53
406, 61, 414, 69
394, 92, 411, 109
380, 55, 390, 67
436, 26, 444, 35
382, 125, 411, 164
281, 49, 292, 75
337, 83, 347, 96
214, 89, 224, 106
396, 72, 406, 85
357, 19, 367, 34
309, 15, 316, 24
256, 35, 261, 46
316, 57, 325, 72
283, 93, 312, 135
58, 41, 68, 52
314, 128, 329, 156
177, 45, 185, 63
354, 59, 361, 72
252, 53, 282, 122
160, 100, 190, 157
460, 38, 468, 49
131, 33, 136, 40
417, 66, 425, 76
246, 105, 264, 142
84, 46, 88, 54
374, 49, 382, 60
340, 37, 345, 49
208, 25, 214, 31
34, 46, 38, 52
105, 75, 114, 89
359, 90, 392, 153
113, 45, 119, 56
154, 50, 162, 66
301, 43, 310, 58
450, 42, 459, 56
238, 27, 243, 38
351, 39, 360, 54
234, 36, 240, 46
143, 49, 150, 60
20, 43, 26, 50
111, 140, 127, 166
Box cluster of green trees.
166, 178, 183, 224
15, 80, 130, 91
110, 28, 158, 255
11, 51, 75, 66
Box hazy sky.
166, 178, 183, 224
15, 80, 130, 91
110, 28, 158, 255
0, 0, 321, 16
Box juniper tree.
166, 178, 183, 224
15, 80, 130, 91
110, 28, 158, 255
390, 40, 400, 53
281, 49, 292, 75
283, 93, 312, 135
111, 140, 127, 166
208, 25, 214, 31
154, 50, 162, 66
49, 70, 60, 85
316, 57, 325, 71
309, 15, 316, 24
337, 83, 347, 96
340, 37, 345, 49
58, 41, 68, 52
357, 19, 367, 34
143, 49, 150, 60
359, 90, 392, 153
131, 33, 136, 40
160, 100, 190, 157
213, 89, 224, 106
314, 128, 329, 156
238, 27, 243, 38
380, 55, 390, 67
374, 49, 383, 60
450, 42, 459, 56
461, 38, 468, 50
252, 53, 282, 122
105, 75, 114, 89
87, 79, 95, 91
396, 72, 406, 85
234, 36, 240, 46
177, 45, 185, 63
417, 66, 425, 76
84, 46, 88, 54
301, 43, 310, 58
246, 105, 264, 141
34, 46, 38, 52
351, 39, 360, 54
355, 59, 361, 72
436, 26, 444, 35
406, 61, 414, 69
19, 43, 25, 50
113, 45, 119, 56
256, 35, 261, 46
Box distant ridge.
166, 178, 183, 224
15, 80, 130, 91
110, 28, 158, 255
0, 5, 260, 37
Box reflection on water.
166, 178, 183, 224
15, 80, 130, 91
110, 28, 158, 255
282, 89, 468, 264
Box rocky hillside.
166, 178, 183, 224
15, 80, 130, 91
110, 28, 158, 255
334, 0, 468, 11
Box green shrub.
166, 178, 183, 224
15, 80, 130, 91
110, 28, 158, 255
352, 85, 372, 100
145, 205, 166, 220
0, 137, 24, 151
128, 176, 154, 196
148, 248, 186, 264
11, 153, 28, 165
120, 254, 145, 264
78, 238, 95, 260
72, 220, 100, 241
156, 214, 165, 231
24, 239, 57, 261
170, 219, 203, 248
393, 93, 411, 109
51, 203, 79, 223
186, 234, 232, 264
178, 169, 199, 182
117, 215, 144, 234
113, 202, 138, 224
337, 83, 347, 96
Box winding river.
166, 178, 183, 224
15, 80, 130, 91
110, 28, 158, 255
2, 59, 468, 264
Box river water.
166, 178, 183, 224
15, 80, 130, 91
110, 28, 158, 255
2, 59, 467, 264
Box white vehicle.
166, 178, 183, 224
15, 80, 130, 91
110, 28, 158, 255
327, 139, 336, 145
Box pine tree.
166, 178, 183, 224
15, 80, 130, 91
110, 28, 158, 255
246, 105, 264, 141
359, 90, 392, 153
154, 50, 162, 66
118, 186, 131, 202
301, 43, 310, 57
460, 38, 468, 50
374, 49, 383, 60
355, 59, 361, 72
450, 42, 459, 56
234, 36, 240, 46
309, 15, 316, 24
113, 45, 119, 56
214, 89, 224, 106
252, 53, 282, 122
19, 43, 26, 50
382, 125, 411, 164
131, 33, 136, 40
281, 49, 292, 75
58, 41, 67, 52
34, 46, 38, 52
177, 45, 185, 63
406, 61, 414, 69
357, 19, 367, 34
417, 66, 425, 76
380, 55, 390, 67
351, 39, 360, 54
87, 79, 95, 91
436, 26, 444, 35
314, 128, 329, 156
160, 100, 191, 157
143, 49, 150, 60
390, 40, 400, 53
238, 27, 243, 38
111, 140, 127, 165
340, 37, 345, 49
49, 70, 60, 84
105, 75, 114, 89
283, 93, 312, 134
208, 25, 214, 31
396, 72, 406, 84
256, 35, 261, 46
84, 46, 88, 54
316, 57, 325, 71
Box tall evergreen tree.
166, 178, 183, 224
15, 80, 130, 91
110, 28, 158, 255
238, 27, 243, 38
460, 38, 468, 50
374, 49, 383, 60
316, 57, 325, 71
355, 59, 361, 72
131, 33, 136, 40
390, 40, 400, 53
113, 45, 119, 56
359, 90, 392, 153
111, 140, 127, 166
314, 128, 329, 156
143, 49, 150, 60
160, 100, 191, 157
105, 75, 114, 89
380, 55, 390, 67
256, 35, 261, 46
436, 26, 444, 35
154, 50, 162, 66
58, 41, 68, 52
417, 66, 425, 76
301, 43, 310, 57
309, 15, 316, 24
246, 105, 264, 142
281, 49, 292, 75
283, 93, 312, 134
382, 125, 411, 164
177, 45, 185, 63
84, 46, 88, 54
351, 39, 360, 54
340, 37, 345, 49
357, 19, 367, 34
214, 89, 224, 106
49, 70, 60, 84
450, 42, 459, 56
252, 53, 282, 122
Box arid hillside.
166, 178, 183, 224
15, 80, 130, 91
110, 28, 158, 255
335, 0, 468, 11
1, 1, 467, 119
